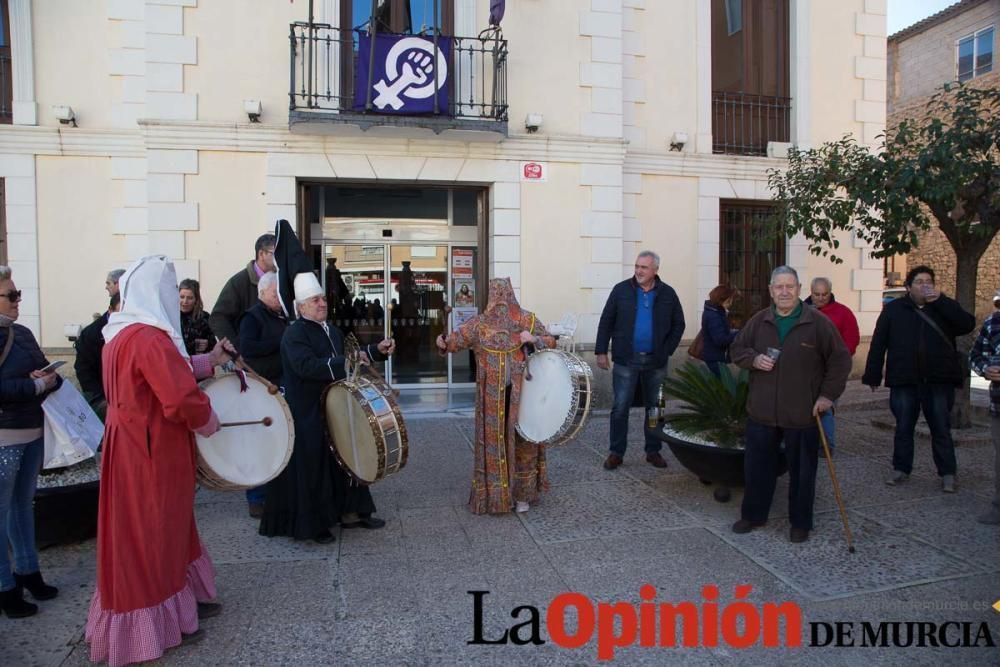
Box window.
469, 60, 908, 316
724, 0, 742, 36
719, 201, 785, 324
0, 0, 11, 124
957, 26, 994, 82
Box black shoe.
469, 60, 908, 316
181, 628, 206, 646
731, 519, 767, 534
248, 502, 264, 519
789, 527, 810, 543
645, 452, 668, 468
197, 601, 223, 619
341, 516, 386, 530
313, 529, 336, 544
0, 587, 38, 618
603, 454, 623, 470
14, 571, 58, 601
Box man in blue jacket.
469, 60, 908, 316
595, 250, 686, 469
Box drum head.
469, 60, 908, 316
517, 350, 574, 443
196, 374, 293, 487
325, 383, 381, 483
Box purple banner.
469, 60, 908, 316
354, 33, 452, 114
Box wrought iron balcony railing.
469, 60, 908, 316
712, 91, 791, 157
289, 22, 508, 133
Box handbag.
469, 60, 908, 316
688, 330, 705, 360
42, 381, 103, 469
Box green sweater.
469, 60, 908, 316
773, 301, 803, 345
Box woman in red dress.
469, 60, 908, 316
85, 256, 232, 666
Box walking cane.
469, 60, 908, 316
816, 413, 856, 553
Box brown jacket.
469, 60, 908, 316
730, 303, 852, 429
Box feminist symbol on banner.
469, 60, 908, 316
372, 37, 449, 111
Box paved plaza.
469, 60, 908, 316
3, 382, 999, 666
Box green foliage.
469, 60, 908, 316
766, 83, 1000, 267
661, 362, 749, 448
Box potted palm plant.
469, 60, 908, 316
650, 362, 786, 501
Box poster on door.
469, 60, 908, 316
452, 249, 473, 278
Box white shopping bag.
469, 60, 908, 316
42, 381, 104, 469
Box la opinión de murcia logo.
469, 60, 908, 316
372, 37, 449, 111
468, 587, 997, 660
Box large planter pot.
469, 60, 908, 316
34, 459, 100, 549
646, 423, 788, 501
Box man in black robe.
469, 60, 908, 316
260, 221, 395, 543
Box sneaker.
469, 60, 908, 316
731, 519, 767, 534
515, 501, 530, 513
941, 475, 956, 493
645, 452, 668, 468
885, 470, 909, 486
789, 527, 810, 543
603, 454, 623, 470
976, 507, 1000, 525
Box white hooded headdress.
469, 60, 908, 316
102, 255, 189, 361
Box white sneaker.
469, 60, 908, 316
515, 501, 530, 513
941, 475, 956, 493
885, 470, 909, 486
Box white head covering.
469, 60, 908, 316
294, 272, 324, 303
103, 255, 189, 361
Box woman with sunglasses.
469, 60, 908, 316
0, 266, 61, 618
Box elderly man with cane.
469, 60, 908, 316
729, 266, 852, 543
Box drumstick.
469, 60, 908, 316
221, 344, 280, 395
219, 417, 273, 428
386, 303, 394, 344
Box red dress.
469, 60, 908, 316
86, 325, 217, 667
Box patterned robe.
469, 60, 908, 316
442, 278, 556, 514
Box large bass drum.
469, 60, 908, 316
195, 373, 294, 491
516, 349, 593, 445
323, 375, 408, 484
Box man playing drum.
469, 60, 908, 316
435, 278, 557, 515
259, 271, 395, 544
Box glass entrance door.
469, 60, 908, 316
323, 242, 472, 387
389, 245, 448, 385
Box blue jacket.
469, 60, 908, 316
595, 276, 686, 368
700, 301, 738, 363
0, 324, 61, 430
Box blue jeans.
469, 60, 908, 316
246, 486, 266, 505
819, 410, 835, 452
889, 384, 956, 477
0, 439, 43, 591
610, 355, 667, 456
742, 420, 819, 531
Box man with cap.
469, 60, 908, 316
259, 221, 394, 543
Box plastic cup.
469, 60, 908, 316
647, 408, 658, 429
766, 347, 782, 361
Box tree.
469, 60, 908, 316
766, 83, 1000, 427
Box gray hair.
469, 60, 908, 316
810, 277, 832, 292
0, 265, 10, 281
107, 269, 126, 283
769, 265, 800, 285
258, 271, 278, 295
637, 250, 660, 268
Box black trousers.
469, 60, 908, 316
741, 418, 820, 531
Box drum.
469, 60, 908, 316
195, 373, 294, 491
323, 375, 408, 484
516, 349, 593, 445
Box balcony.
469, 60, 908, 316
288, 22, 508, 140
712, 91, 791, 157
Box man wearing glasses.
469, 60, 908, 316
209, 233, 276, 351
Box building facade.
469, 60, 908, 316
888, 0, 999, 318
0, 0, 886, 388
